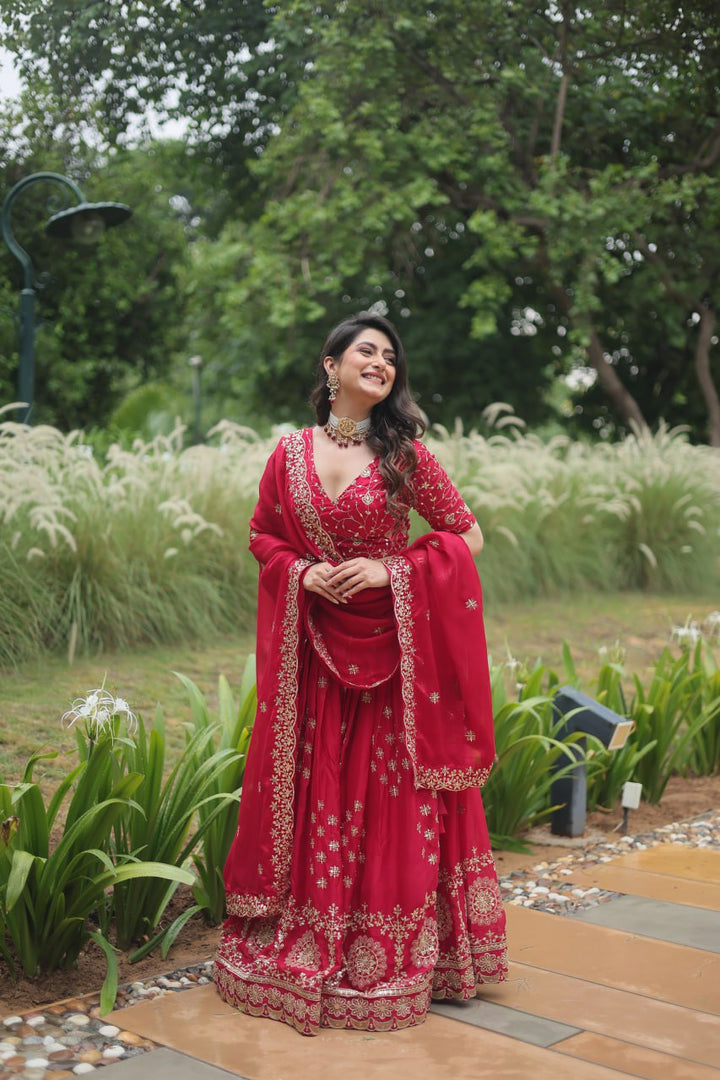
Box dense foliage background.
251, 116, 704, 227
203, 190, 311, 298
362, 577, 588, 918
0, 2, 719, 443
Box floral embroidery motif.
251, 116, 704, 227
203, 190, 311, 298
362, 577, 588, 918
346, 935, 388, 989
287, 930, 322, 970
465, 598, 478, 611
466, 878, 504, 925
243, 918, 276, 957
410, 917, 439, 969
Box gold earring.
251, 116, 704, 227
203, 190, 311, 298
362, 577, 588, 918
326, 371, 340, 402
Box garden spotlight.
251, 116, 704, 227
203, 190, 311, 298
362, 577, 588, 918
550, 686, 633, 837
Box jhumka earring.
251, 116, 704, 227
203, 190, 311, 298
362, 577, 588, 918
326, 371, 340, 402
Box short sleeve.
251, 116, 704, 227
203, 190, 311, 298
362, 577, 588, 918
408, 442, 476, 533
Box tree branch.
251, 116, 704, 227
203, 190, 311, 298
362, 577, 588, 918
634, 232, 720, 444
550, 4, 571, 159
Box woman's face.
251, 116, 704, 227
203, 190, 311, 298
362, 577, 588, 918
325, 328, 397, 407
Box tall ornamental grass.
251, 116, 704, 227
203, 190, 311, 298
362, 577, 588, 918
0, 415, 265, 663
428, 409, 720, 602
1, 408, 718, 661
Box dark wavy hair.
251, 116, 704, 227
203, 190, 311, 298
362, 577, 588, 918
309, 312, 425, 521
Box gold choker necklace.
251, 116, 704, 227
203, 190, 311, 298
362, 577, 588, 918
323, 412, 372, 447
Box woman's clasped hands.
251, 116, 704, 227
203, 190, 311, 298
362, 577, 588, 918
303, 557, 390, 604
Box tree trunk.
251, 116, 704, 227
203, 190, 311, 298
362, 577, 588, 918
694, 305, 720, 447
586, 329, 648, 432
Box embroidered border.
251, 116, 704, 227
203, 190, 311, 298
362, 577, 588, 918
386, 553, 494, 792
214, 961, 433, 1036
385, 555, 420, 786
285, 429, 342, 561
416, 763, 492, 790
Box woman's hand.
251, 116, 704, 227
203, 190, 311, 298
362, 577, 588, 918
325, 558, 390, 600
302, 562, 347, 604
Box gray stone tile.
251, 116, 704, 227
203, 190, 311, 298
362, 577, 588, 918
430, 998, 581, 1047
109, 1047, 246, 1079
570, 895, 720, 953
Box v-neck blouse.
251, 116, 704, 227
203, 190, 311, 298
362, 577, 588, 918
301, 427, 475, 562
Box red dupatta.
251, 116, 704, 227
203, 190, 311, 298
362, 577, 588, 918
224, 430, 495, 917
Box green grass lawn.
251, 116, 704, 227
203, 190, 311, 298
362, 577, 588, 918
0, 591, 715, 785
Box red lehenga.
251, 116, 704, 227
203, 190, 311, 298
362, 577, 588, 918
214, 427, 507, 1035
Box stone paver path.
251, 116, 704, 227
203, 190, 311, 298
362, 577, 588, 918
105, 844, 720, 1080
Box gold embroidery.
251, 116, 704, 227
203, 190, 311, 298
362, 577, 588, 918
410, 917, 439, 969
287, 930, 322, 970
346, 935, 388, 989
466, 878, 504, 926
284, 430, 342, 561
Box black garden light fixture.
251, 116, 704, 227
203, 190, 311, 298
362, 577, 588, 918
550, 686, 634, 837
1, 171, 132, 424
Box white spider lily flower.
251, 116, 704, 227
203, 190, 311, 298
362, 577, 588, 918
670, 621, 702, 647
62, 688, 138, 740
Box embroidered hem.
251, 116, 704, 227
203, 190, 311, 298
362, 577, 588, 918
214, 962, 433, 1036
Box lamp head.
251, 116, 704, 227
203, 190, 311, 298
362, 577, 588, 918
46, 201, 132, 244
553, 685, 634, 751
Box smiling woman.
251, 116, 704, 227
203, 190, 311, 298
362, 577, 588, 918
214, 312, 507, 1035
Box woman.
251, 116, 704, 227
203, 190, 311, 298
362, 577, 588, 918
215, 312, 507, 1035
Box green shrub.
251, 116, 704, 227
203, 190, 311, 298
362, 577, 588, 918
0, 739, 193, 982
174, 660, 256, 924
106, 705, 244, 951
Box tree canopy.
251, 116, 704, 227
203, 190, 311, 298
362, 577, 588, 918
2, 1, 719, 440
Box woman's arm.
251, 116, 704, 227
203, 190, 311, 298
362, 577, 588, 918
460, 521, 484, 557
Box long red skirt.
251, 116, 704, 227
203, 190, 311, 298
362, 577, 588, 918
214, 644, 507, 1035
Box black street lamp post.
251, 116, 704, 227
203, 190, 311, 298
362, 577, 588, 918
188, 354, 203, 444
1, 171, 131, 424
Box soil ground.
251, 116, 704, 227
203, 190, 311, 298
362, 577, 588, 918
2, 772, 717, 1018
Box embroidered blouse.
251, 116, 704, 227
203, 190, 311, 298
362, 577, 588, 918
301, 427, 476, 560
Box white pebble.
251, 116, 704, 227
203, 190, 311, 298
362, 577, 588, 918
558, 868, 573, 876
103, 1046, 126, 1059
547, 892, 569, 903
2, 1017, 22, 1027
509, 897, 524, 906
43, 1039, 66, 1052
66, 1013, 91, 1027
98, 1025, 120, 1038
25, 1016, 46, 1028
571, 888, 587, 898
523, 899, 535, 907
73, 1064, 97, 1075
25, 1058, 50, 1068
531, 886, 550, 895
